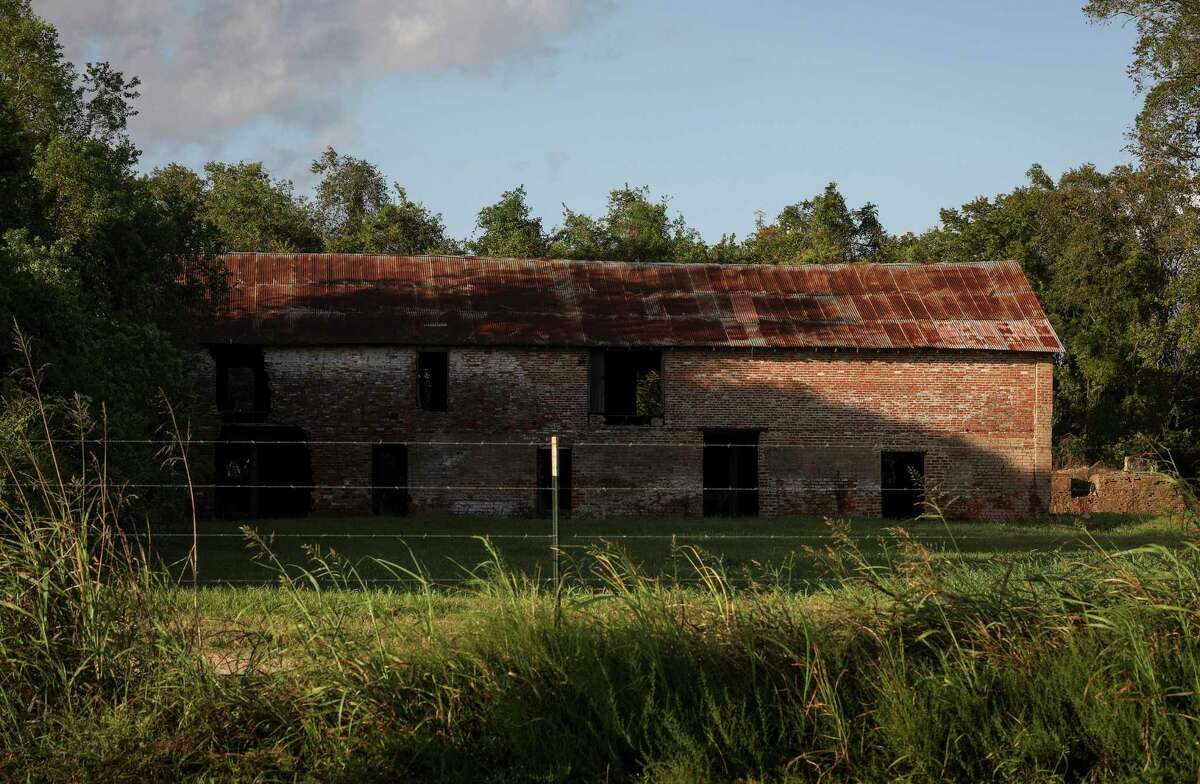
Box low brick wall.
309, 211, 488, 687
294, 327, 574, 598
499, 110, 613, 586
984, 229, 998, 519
1051, 468, 1187, 515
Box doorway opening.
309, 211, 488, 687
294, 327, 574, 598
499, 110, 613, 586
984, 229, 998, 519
881, 451, 925, 519
703, 430, 759, 517
215, 424, 311, 519
372, 444, 409, 517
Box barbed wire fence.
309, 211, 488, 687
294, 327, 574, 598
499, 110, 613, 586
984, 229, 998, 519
20, 433, 1148, 589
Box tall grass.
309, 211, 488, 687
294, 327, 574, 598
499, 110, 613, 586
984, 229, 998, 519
0, 334, 166, 744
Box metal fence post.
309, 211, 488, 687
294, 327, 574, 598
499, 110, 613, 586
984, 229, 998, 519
550, 435, 560, 591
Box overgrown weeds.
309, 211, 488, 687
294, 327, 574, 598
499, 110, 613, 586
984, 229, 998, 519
0, 330, 168, 745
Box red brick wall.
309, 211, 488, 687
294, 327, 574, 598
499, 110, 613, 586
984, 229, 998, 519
188, 346, 1053, 520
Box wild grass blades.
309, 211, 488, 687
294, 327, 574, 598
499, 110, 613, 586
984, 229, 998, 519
0, 328, 165, 742
159, 393, 201, 648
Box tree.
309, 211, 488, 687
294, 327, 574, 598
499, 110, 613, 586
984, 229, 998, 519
1085, 1, 1200, 172
201, 161, 321, 253
0, 0, 218, 447
352, 186, 457, 255
310, 147, 388, 245
307, 147, 455, 254
550, 185, 708, 263
742, 183, 893, 264
549, 207, 610, 260
470, 186, 549, 257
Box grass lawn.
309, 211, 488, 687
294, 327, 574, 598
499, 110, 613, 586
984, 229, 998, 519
145, 511, 1192, 587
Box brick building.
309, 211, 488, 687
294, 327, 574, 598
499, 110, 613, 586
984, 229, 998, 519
190, 253, 1061, 520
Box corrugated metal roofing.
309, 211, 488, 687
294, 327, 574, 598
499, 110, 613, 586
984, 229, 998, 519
202, 254, 1063, 353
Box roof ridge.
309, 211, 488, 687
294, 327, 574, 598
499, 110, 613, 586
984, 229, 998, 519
217, 252, 1021, 274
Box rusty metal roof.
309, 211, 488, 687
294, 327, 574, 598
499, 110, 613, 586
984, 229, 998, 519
202, 253, 1062, 353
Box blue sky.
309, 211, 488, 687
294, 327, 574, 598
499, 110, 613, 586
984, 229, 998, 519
46, 0, 1141, 243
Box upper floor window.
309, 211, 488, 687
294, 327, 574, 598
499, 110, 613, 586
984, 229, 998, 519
417, 350, 448, 411
211, 345, 269, 422
589, 349, 663, 425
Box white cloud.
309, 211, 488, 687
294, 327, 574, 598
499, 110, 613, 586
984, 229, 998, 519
37, 0, 605, 159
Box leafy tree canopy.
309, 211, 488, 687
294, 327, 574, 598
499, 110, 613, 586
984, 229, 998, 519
199, 161, 322, 253
743, 183, 893, 264
551, 185, 708, 263
310, 147, 387, 242
1086, 0, 1200, 173
471, 186, 549, 258
0, 0, 217, 447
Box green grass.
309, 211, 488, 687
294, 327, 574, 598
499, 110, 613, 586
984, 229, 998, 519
146, 511, 1190, 586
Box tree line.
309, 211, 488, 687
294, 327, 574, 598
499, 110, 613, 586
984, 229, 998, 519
1, 0, 1198, 469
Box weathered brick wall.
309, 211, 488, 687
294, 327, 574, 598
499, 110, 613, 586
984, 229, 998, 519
188, 346, 1052, 520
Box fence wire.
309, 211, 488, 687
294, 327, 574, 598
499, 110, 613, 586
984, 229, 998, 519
11, 435, 1181, 589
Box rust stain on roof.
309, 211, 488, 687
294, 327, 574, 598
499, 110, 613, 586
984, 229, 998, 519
202, 254, 1063, 353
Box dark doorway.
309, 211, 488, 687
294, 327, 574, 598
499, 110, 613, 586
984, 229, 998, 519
881, 451, 925, 519
215, 425, 312, 519
536, 447, 572, 517
703, 430, 759, 517
372, 444, 409, 517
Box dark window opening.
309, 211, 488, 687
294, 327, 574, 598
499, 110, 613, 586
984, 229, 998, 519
417, 351, 448, 411
589, 349, 663, 425
1070, 478, 1094, 498
211, 345, 270, 423
881, 451, 925, 519
215, 424, 311, 519
536, 447, 572, 517
703, 430, 759, 517
372, 445, 409, 516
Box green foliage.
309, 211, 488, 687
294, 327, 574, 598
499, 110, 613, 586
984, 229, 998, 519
548, 185, 711, 263
310, 146, 388, 243
0, 344, 169, 746
470, 185, 549, 257
305, 146, 456, 254
351, 187, 459, 254
0, 0, 79, 146
6, 498, 1200, 781
0, 0, 218, 453
1086, 0, 1200, 172
198, 161, 322, 253
743, 182, 895, 264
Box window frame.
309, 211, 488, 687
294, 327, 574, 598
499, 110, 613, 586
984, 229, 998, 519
416, 349, 449, 412
588, 348, 664, 426
211, 345, 270, 423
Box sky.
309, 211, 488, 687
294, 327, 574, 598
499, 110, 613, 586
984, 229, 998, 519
38, 0, 1141, 244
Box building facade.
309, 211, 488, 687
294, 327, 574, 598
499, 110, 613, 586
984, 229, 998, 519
190, 254, 1061, 520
